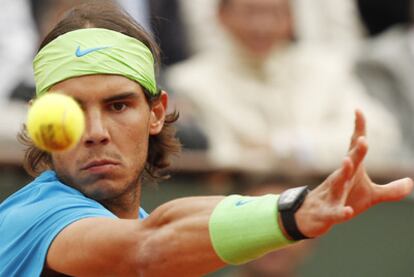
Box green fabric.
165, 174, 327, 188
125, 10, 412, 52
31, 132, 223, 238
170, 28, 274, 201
209, 194, 293, 265
33, 28, 157, 97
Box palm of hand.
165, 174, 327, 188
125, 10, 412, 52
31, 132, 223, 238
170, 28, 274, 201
296, 110, 413, 239
345, 168, 374, 216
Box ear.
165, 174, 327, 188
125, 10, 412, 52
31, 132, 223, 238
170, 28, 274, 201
149, 90, 168, 135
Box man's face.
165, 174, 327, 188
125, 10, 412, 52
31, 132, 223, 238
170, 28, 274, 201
49, 75, 165, 203
219, 0, 293, 58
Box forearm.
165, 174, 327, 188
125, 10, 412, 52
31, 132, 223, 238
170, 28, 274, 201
138, 196, 226, 277
139, 194, 300, 276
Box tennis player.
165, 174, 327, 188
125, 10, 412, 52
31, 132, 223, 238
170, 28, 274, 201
0, 1, 412, 276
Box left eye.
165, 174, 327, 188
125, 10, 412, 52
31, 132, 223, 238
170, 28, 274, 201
110, 103, 127, 112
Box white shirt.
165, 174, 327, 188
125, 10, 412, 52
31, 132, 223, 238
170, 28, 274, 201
166, 36, 402, 173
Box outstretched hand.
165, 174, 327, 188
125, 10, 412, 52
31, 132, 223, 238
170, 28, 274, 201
295, 110, 413, 238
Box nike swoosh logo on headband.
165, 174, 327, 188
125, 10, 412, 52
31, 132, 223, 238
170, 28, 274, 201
75, 46, 110, 57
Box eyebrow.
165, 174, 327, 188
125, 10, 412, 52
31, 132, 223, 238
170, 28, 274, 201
73, 92, 140, 106
102, 92, 139, 103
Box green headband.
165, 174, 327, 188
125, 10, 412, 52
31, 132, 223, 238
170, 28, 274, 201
33, 28, 157, 97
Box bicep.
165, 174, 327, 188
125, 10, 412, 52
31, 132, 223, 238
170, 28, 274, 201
46, 217, 143, 276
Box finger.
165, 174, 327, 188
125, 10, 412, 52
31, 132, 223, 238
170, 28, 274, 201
341, 157, 354, 180
348, 136, 368, 172
350, 109, 367, 150
330, 139, 367, 202
319, 205, 355, 226
372, 178, 414, 204
329, 157, 354, 201
330, 206, 354, 223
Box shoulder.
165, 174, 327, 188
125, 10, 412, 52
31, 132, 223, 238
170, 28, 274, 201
0, 170, 115, 276
166, 52, 219, 74
269, 44, 357, 87
165, 51, 230, 93
1, 171, 103, 213
0, 170, 115, 227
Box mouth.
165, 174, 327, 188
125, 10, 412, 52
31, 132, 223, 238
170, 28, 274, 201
81, 159, 120, 174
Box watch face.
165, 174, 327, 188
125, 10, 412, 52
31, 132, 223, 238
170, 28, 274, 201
278, 186, 309, 211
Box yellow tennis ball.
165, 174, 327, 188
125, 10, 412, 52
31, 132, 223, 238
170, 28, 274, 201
27, 93, 85, 152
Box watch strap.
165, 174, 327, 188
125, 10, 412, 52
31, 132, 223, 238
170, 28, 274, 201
278, 186, 310, 241
280, 209, 310, 240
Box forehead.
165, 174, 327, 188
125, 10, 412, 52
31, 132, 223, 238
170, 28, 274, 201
49, 74, 145, 101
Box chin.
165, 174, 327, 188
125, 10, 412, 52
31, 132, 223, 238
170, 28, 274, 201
56, 167, 141, 202
60, 172, 123, 199
82, 182, 125, 201
83, 173, 140, 203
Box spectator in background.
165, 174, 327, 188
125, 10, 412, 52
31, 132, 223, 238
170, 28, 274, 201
0, 0, 36, 164
355, 0, 414, 163
165, 0, 402, 173
180, 0, 363, 57
1, 0, 36, 104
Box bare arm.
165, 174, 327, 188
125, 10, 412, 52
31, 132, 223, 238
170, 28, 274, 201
46, 196, 226, 277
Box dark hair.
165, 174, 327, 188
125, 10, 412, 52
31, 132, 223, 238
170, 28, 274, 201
19, 0, 181, 181
356, 0, 412, 36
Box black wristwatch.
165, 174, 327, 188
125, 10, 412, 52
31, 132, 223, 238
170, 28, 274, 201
278, 186, 310, 241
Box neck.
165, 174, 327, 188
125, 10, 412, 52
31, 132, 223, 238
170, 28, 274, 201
101, 182, 142, 219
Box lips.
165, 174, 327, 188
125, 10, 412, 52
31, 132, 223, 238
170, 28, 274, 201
81, 159, 120, 172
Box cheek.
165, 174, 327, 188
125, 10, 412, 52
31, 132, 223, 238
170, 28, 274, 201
117, 131, 149, 173
114, 117, 150, 157
51, 151, 77, 173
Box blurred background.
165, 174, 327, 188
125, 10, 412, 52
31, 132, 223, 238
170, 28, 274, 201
1, 0, 414, 276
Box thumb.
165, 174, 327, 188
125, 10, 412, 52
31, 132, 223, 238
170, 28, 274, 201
373, 178, 414, 203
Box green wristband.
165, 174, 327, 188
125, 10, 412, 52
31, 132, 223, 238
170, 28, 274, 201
209, 194, 293, 265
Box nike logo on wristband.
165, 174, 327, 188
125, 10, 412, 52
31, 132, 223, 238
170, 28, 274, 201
75, 46, 110, 57
235, 199, 252, 207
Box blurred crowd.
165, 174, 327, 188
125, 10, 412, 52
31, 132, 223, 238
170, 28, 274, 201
3, 0, 413, 175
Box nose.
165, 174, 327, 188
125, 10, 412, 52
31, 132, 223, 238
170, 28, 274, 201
82, 108, 110, 147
